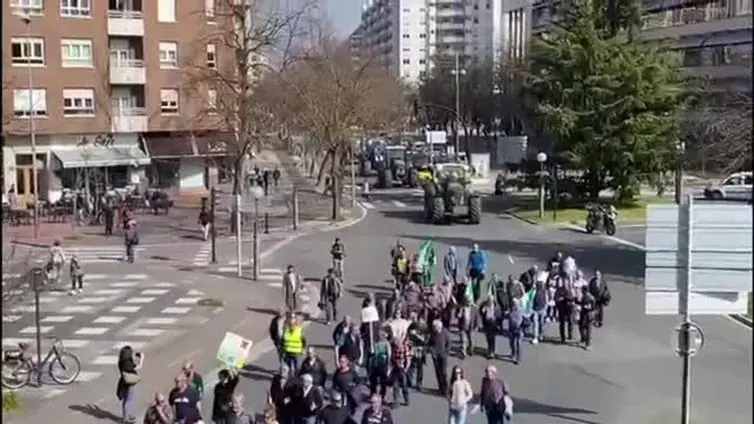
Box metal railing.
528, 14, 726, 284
111, 107, 147, 117
108, 9, 143, 19
110, 58, 145, 68
642, 6, 740, 30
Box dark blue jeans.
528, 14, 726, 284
486, 410, 507, 424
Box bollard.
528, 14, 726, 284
292, 187, 299, 231
264, 212, 269, 234
252, 221, 260, 281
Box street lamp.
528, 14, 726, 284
675, 141, 686, 205
451, 53, 466, 162
17, 10, 40, 239
536, 152, 548, 219
249, 185, 264, 281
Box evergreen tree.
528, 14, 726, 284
526, 0, 688, 200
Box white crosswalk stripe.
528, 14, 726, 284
361, 202, 376, 210
31, 246, 148, 264
392, 200, 407, 208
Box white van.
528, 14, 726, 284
704, 171, 753, 201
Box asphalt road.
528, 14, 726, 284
229, 190, 751, 424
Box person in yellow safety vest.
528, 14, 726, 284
281, 314, 306, 377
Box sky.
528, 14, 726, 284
320, 0, 361, 38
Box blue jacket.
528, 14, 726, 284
467, 251, 486, 272
443, 253, 458, 278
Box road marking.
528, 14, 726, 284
154, 282, 176, 287
93, 316, 127, 324
128, 328, 165, 337
361, 202, 376, 210
126, 297, 157, 304
92, 355, 119, 365
392, 200, 407, 208
111, 306, 142, 313
61, 305, 94, 313
187, 289, 205, 296
75, 327, 109, 336
124, 274, 148, 280
20, 326, 53, 334
43, 388, 67, 399
175, 297, 201, 305
145, 317, 178, 325
41, 315, 74, 323
78, 297, 110, 304
161, 307, 192, 314
109, 282, 139, 288
61, 340, 91, 348
2, 315, 22, 322
92, 289, 127, 296
77, 371, 104, 382
141, 289, 170, 296
267, 282, 283, 288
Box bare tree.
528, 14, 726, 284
276, 37, 408, 220
686, 90, 752, 173
180, 0, 313, 195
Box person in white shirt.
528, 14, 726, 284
448, 365, 473, 424
388, 310, 411, 343
282, 265, 300, 312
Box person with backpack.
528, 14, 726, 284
320, 268, 343, 325
479, 365, 513, 424
368, 329, 392, 401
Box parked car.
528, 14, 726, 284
704, 171, 753, 201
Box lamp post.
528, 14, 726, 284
18, 11, 39, 239
249, 185, 264, 281
536, 152, 548, 219
450, 53, 466, 162
675, 141, 686, 205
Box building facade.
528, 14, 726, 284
355, 0, 530, 84
1, 0, 241, 205
531, 0, 753, 92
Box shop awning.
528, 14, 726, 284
195, 132, 234, 157
143, 134, 195, 158
53, 146, 151, 168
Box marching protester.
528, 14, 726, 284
428, 319, 450, 396
183, 361, 205, 400
123, 218, 138, 263
282, 314, 306, 376
320, 268, 343, 325
457, 292, 476, 359
443, 246, 459, 285
466, 243, 487, 301
367, 329, 392, 400
283, 265, 301, 312
479, 365, 512, 424
588, 270, 611, 327
331, 355, 361, 414
361, 394, 394, 424
143, 392, 172, 424
578, 285, 597, 350
294, 374, 324, 424
211, 367, 240, 424
479, 295, 499, 359
507, 299, 525, 364
69, 254, 84, 295
270, 309, 287, 367
168, 373, 202, 423
198, 205, 212, 241
299, 347, 328, 388
389, 330, 412, 406
48, 240, 66, 285
320, 390, 349, 424
407, 310, 428, 390
448, 365, 473, 424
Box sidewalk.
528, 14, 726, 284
3, 222, 106, 248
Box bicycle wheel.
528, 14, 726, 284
1, 360, 32, 390
48, 352, 81, 385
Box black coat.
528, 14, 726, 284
299, 357, 328, 387
211, 374, 239, 421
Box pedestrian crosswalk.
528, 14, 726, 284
32, 246, 147, 265
211, 265, 314, 303
1, 272, 214, 400
360, 198, 422, 210
192, 242, 212, 266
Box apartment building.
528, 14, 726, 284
531, 0, 752, 92
1, 0, 240, 205
354, 0, 530, 84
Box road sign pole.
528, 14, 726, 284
210, 187, 217, 264
236, 194, 242, 278
252, 221, 259, 281
678, 194, 693, 424
33, 269, 42, 385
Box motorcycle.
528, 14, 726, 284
585, 204, 617, 235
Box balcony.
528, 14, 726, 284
437, 8, 465, 18
108, 10, 144, 36
641, 7, 752, 40
109, 59, 146, 85
111, 108, 148, 133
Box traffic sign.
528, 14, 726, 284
673, 322, 705, 357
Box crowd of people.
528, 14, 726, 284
257, 241, 612, 424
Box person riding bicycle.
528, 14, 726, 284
331, 238, 345, 278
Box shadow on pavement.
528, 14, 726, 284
398, 234, 644, 284
513, 398, 599, 424
246, 306, 278, 316
68, 404, 121, 422
378, 209, 428, 225
239, 363, 277, 383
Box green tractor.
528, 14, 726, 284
422, 164, 482, 225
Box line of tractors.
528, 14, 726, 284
357, 139, 482, 226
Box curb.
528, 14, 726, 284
729, 314, 753, 328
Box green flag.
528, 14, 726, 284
520, 288, 536, 314
417, 240, 436, 286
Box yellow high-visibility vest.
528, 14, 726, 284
282, 326, 304, 354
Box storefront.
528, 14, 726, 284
3, 133, 150, 204
143, 131, 233, 192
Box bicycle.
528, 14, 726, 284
332, 257, 344, 280
1, 336, 82, 389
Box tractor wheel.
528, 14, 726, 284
468, 195, 482, 225
377, 168, 387, 189
408, 169, 419, 188
384, 168, 394, 188
425, 182, 437, 198
431, 197, 445, 225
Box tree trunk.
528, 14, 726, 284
330, 146, 342, 221
316, 151, 331, 187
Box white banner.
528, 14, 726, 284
216, 331, 253, 368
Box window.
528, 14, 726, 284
61, 39, 93, 67
206, 89, 217, 110
63, 88, 95, 116
160, 89, 179, 114
402, 34, 410, 38
159, 42, 178, 68
419, 33, 426, 38
402, 59, 410, 64
419, 59, 426, 64
61, 0, 91, 17
158, 0, 176, 22
13, 89, 47, 117
206, 44, 216, 68
10, 0, 43, 15
723, 176, 742, 185
205, 0, 215, 18
11, 38, 45, 66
